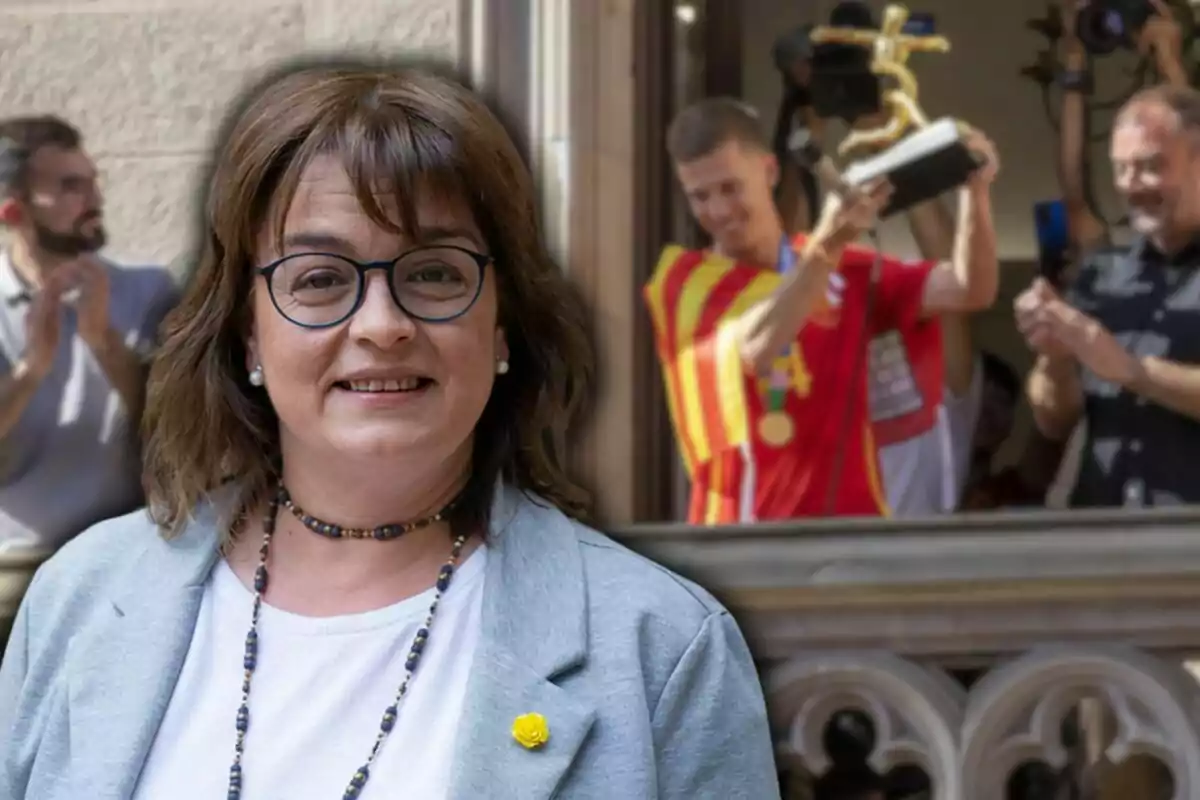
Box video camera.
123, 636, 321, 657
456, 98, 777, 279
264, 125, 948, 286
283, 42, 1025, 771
771, 1, 937, 123
1075, 0, 1155, 55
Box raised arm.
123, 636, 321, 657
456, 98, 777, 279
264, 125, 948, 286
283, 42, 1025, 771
1140, 0, 1188, 89
905, 198, 976, 396
917, 129, 1001, 317
737, 180, 892, 373
1057, 2, 1108, 252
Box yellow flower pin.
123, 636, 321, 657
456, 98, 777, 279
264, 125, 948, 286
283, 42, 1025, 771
511, 712, 550, 750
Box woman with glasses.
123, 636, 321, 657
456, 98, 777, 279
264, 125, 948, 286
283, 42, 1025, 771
0, 59, 779, 799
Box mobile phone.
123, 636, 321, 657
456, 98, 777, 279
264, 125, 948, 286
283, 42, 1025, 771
1034, 199, 1069, 256
1034, 199, 1070, 284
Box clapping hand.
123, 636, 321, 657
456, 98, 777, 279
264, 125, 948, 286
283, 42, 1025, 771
1015, 277, 1142, 385
60, 256, 111, 349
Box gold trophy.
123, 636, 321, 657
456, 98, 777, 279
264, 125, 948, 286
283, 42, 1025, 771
809, 4, 978, 216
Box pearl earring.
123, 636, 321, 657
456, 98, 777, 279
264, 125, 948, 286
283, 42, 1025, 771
496, 359, 509, 375
249, 364, 265, 387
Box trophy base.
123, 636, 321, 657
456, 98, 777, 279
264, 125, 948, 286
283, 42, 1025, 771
842, 118, 978, 218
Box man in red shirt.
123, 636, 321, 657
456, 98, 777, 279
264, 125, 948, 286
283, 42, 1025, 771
645, 98, 999, 523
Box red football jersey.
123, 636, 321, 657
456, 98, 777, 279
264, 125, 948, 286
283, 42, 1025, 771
645, 235, 937, 524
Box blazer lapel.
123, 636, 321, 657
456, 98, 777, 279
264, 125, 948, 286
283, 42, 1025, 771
64, 504, 223, 799
450, 644, 597, 799
448, 487, 597, 800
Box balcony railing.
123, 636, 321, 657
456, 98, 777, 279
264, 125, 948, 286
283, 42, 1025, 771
4, 509, 1199, 797
613, 508, 1200, 800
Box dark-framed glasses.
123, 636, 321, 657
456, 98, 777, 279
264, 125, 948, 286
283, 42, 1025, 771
257, 245, 491, 328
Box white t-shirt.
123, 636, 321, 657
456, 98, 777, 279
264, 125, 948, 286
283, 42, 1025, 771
879, 361, 984, 517
133, 546, 487, 800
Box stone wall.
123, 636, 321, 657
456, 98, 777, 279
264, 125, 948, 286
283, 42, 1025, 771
0, 0, 461, 274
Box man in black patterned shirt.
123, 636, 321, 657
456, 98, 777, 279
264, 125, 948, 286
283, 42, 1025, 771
1016, 83, 1200, 508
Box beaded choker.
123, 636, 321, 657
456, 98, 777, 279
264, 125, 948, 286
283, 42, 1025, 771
227, 485, 468, 799
279, 487, 457, 540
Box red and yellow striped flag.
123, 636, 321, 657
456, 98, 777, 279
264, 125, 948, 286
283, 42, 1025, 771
643, 245, 784, 476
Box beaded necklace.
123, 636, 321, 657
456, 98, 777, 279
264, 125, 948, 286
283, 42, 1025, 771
227, 486, 468, 800
279, 487, 455, 540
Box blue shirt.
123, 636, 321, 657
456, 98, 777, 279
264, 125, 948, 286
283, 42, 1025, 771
0, 252, 179, 551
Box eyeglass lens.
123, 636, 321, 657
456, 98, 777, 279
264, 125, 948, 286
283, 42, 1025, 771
268, 247, 482, 326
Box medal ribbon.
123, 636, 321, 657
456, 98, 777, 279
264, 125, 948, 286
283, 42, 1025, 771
764, 237, 796, 414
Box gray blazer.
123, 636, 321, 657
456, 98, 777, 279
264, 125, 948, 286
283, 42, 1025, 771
0, 484, 781, 799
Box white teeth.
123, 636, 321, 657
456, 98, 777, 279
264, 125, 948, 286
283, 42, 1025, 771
345, 378, 424, 393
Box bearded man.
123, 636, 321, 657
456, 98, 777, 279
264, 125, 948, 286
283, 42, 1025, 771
0, 115, 178, 551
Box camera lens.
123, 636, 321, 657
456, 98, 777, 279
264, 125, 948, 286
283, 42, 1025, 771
1077, 3, 1125, 55
1102, 9, 1125, 37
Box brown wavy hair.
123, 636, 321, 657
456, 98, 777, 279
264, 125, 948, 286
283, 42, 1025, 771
143, 56, 595, 538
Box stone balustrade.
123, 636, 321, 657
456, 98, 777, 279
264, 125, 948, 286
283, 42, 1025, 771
5, 508, 1200, 796
614, 508, 1200, 799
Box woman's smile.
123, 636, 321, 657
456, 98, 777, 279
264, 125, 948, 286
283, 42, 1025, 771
331, 372, 437, 408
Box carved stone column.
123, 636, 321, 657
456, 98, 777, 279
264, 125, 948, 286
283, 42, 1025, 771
766, 651, 965, 799
961, 645, 1200, 800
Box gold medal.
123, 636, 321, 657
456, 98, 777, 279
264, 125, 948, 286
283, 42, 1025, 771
758, 411, 794, 447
